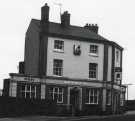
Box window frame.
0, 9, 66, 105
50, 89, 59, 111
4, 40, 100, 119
85, 88, 99, 104
54, 40, 64, 52
49, 87, 64, 103
115, 72, 122, 84
53, 59, 63, 76
89, 63, 98, 79
20, 84, 37, 99
89, 45, 98, 56
116, 50, 119, 62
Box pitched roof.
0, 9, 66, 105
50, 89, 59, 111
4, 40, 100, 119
29, 19, 123, 50
48, 22, 107, 41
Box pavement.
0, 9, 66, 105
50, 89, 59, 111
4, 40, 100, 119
0, 116, 106, 121
0, 116, 109, 121
0, 111, 135, 121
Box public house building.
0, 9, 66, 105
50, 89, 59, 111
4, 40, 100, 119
3, 3, 126, 114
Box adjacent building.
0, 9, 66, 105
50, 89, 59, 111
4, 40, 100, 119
3, 3, 126, 114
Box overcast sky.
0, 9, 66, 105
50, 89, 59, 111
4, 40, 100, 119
0, 0, 135, 99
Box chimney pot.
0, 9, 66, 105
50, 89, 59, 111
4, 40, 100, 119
61, 11, 70, 27
84, 23, 99, 34
41, 3, 50, 22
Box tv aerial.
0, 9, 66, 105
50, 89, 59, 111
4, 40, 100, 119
54, 2, 62, 16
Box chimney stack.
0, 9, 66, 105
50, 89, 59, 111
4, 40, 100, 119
41, 3, 50, 22
84, 24, 99, 34
61, 11, 70, 27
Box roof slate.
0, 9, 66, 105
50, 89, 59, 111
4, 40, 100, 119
29, 19, 123, 50
48, 22, 107, 41
32, 19, 107, 40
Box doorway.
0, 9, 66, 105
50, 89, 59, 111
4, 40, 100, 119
70, 87, 80, 115
113, 94, 118, 114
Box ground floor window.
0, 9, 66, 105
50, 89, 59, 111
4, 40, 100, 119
85, 88, 99, 104
20, 83, 37, 99
49, 87, 64, 103
106, 90, 111, 105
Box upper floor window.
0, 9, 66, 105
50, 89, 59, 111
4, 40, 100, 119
49, 87, 64, 103
89, 45, 98, 55
116, 73, 121, 79
53, 59, 63, 76
115, 72, 121, 84
89, 63, 98, 79
85, 88, 99, 104
54, 40, 64, 52
116, 51, 119, 62
115, 50, 121, 67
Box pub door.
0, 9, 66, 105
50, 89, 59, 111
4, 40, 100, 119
70, 87, 80, 115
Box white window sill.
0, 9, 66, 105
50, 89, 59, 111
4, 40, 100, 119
85, 103, 98, 105
120, 104, 124, 107
57, 101, 63, 104
106, 104, 111, 106
53, 75, 63, 77
89, 53, 98, 57
88, 78, 97, 80
53, 49, 64, 53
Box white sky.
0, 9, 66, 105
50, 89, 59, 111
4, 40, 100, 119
0, 0, 135, 99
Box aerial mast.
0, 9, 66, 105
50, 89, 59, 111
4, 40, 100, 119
54, 2, 62, 21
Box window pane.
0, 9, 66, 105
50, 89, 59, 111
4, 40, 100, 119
94, 96, 98, 104
21, 92, 25, 98
31, 85, 35, 92
54, 93, 58, 101
90, 45, 98, 54
54, 88, 58, 93
53, 59, 63, 76
26, 92, 30, 99
89, 63, 97, 79
50, 93, 53, 100
86, 89, 89, 103
49, 87, 53, 98
90, 96, 93, 103
90, 89, 93, 95
94, 89, 97, 96
54, 40, 64, 50
59, 88, 63, 93
31, 92, 35, 99
21, 85, 25, 91
116, 73, 121, 78
116, 51, 119, 62
85, 88, 99, 104
58, 94, 62, 102
26, 85, 30, 91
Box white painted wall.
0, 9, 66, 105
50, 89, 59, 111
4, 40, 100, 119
107, 46, 112, 81
47, 37, 104, 81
